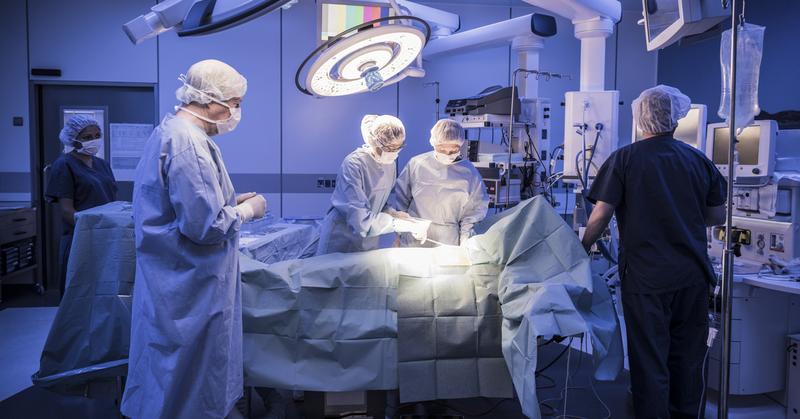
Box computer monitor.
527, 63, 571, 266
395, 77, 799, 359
632, 104, 707, 150
705, 120, 778, 180
317, 1, 394, 42
642, 0, 727, 51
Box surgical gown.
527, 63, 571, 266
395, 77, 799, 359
121, 114, 243, 419
393, 152, 489, 246
316, 146, 396, 254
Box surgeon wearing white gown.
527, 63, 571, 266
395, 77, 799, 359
121, 59, 266, 419
317, 114, 428, 255
393, 119, 489, 246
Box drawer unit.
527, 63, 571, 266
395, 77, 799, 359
1, 238, 36, 275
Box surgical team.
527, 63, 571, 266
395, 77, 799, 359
46, 58, 725, 419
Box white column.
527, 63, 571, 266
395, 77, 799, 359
511, 35, 545, 100
573, 16, 615, 92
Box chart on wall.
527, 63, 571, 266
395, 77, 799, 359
109, 123, 153, 181
61, 107, 107, 160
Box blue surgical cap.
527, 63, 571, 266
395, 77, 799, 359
59, 115, 100, 145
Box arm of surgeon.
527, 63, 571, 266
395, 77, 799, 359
59, 198, 77, 227
704, 204, 726, 227
581, 200, 616, 252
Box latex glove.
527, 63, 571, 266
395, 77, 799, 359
236, 192, 257, 205
388, 210, 411, 220
412, 222, 430, 244
392, 218, 430, 244
236, 195, 267, 222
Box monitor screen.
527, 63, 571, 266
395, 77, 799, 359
712, 125, 760, 165
673, 108, 701, 147
634, 107, 702, 147
320, 2, 393, 41
644, 0, 680, 41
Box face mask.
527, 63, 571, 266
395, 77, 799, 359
434, 151, 460, 165
177, 85, 242, 135
73, 139, 103, 156
374, 149, 399, 165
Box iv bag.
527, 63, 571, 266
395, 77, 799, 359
718, 23, 766, 133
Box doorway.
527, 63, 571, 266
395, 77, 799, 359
30, 83, 157, 298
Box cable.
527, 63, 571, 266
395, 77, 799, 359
559, 345, 573, 419
537, 373, 557, 390
698, 346, 712, 419
536, 337, 574, 374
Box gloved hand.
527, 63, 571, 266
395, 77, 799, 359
236, 194, 267, 222
387, 210, 411, 220
392, 217, 430, 244
236, 192, 257, 205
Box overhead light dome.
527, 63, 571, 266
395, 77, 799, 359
296, 16, 431, 97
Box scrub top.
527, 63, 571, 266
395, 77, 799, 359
587, 135, 727, 294
46, 153, 118, 234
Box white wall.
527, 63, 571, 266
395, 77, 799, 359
400, 3, 512, 167
158, 10, 283, 213
27, 0, 157, 83
3, 0, 660, 217
281, 0, 400, 217
615, 9, 658, 146
0, 0, 31, 201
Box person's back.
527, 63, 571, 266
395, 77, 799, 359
583, 85, 727, 419
597, 136, 724, 293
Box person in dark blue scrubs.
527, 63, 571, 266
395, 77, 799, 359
581, 86, 727, 419
46, 115, 117, 295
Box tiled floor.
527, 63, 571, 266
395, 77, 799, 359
0, 307, 57, 402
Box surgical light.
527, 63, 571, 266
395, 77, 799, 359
296, 16, 431, 97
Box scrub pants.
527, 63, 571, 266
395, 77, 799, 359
621, 283, 709, 419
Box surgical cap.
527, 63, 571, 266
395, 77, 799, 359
632, 85, 691, 134
175, 59, 248, 105
362, 114, 405, 149
59, 115, 100, 145
429, 119, 465, 147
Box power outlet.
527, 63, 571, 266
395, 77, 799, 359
317, 177, 337, 189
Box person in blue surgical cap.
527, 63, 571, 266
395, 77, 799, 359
121, 59, 266, 419
316, 114, 428, 255
46, 115, 117, 296
393, 119, 488, 247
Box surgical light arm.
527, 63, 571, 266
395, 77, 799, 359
124, 0, 457, 45
124, 0, 194, 44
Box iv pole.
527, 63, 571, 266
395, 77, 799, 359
719, 0, 739, 417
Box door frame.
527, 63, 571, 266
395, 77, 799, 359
28, 80, 159, 297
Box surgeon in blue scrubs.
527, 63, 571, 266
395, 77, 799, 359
581, 85, 727, 419
46, 115, 117, 295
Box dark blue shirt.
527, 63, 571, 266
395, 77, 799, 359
587, 136, 727, 294
46, 153, 118, 234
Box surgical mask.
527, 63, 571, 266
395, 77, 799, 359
434, 151, 460, 165
177, 94, 241, 135
374, 149, 399, 165
72, 139, 102, 156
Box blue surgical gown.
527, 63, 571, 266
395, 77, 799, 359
393, 152, 489, 246
316, 146, 396, 255
121, 114, 243, 419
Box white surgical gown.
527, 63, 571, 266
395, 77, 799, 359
316, 146, 396, 254
121, 114, 243, 419
393, 151, 489, 246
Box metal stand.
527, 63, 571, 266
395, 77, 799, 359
719, 1, 740, 417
